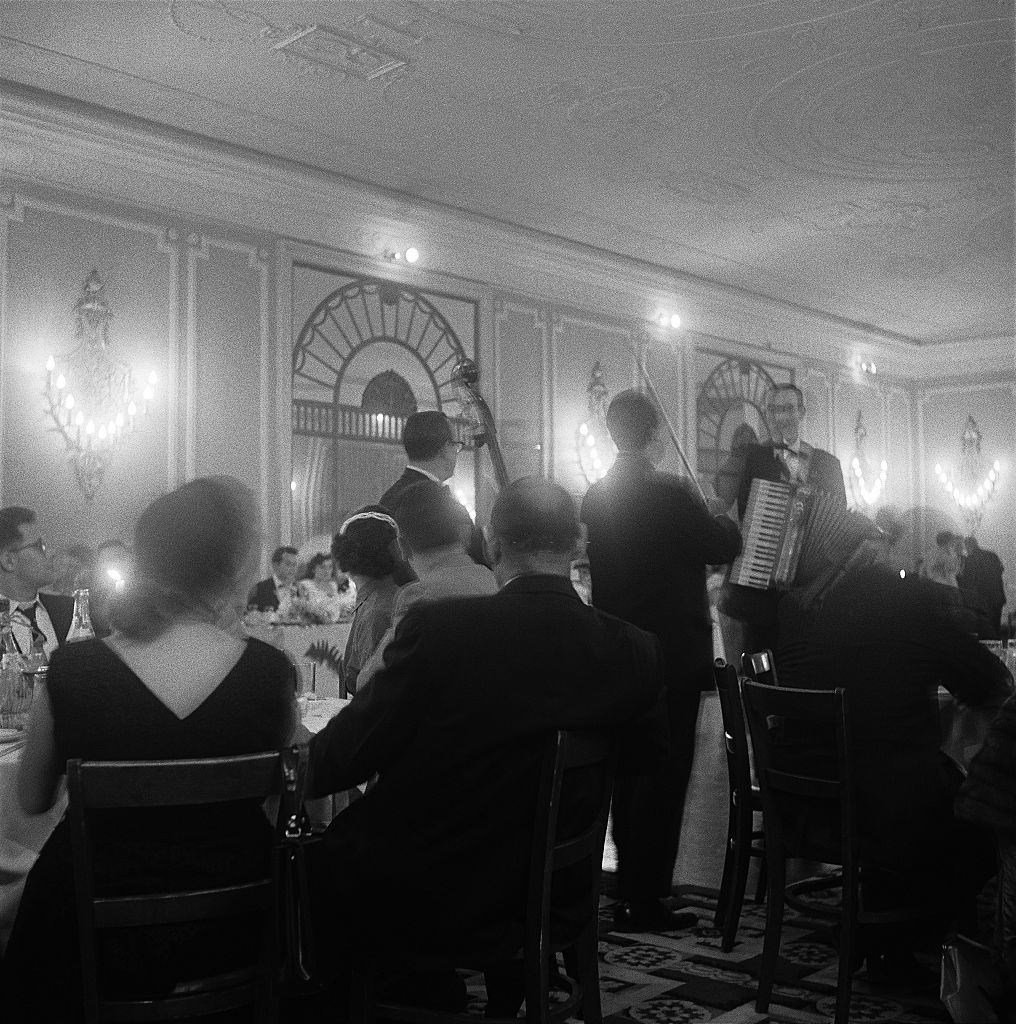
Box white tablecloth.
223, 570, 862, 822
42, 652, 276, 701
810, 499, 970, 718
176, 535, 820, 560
244, 623, 352, 698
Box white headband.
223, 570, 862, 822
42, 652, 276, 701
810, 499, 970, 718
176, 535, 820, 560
339, 511, 400, 537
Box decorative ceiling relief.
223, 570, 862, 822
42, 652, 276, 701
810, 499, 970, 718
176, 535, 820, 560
763, 200, 933, 236
539, 76, 675, 126
168, 1, 426, 87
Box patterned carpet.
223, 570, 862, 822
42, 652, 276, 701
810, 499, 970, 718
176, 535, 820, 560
451, 882, 955, 1024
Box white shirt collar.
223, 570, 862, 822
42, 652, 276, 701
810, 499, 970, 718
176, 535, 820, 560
405, 464, 443, 484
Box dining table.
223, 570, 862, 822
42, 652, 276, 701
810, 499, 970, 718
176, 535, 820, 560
0, 693, 352, 953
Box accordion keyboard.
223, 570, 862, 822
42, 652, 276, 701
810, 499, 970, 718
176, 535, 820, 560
729, 479, 796, 589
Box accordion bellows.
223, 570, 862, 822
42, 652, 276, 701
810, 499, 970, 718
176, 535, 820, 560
729, 479, 879, 591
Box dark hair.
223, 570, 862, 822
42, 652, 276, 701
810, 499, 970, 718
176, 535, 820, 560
391, 481, 469, 555
490, 476, 579, 553
770, 383, 805, 412
0, 507, 34, 550
606, 390, 659, 451
109, 476, 260, 641
331, 505, 400, 578
403, 411, 453, 461
271, 545, 298, 565
305, 552, 332, 579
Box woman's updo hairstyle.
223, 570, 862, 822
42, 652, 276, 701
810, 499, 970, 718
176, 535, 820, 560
109, 476, 260, 641
331, 504, 401, 579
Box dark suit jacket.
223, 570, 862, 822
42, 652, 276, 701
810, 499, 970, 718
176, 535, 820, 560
38, 591, 73, 645
246, 577, 279, 612
719, 441, 846, 627
380, 468, 488, 577
580, 453, 742, 689
307, 574, 667, 958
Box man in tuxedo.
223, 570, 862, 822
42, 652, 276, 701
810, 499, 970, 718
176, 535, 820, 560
581, 389, 742, 932
380, 410, 485, 575
715, 382, 846, 655
307, 477, 668, 1008
246, 545, 298, 612
0, 507, 73, 654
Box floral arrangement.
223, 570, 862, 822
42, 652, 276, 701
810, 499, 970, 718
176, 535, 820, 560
244, 582, 355, 628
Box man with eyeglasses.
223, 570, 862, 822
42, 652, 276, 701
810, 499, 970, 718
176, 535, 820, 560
0, 507, 73, 656
715, 383, 846, 656
380, 410, 486, 576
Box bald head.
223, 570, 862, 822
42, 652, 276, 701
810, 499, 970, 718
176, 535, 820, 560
486, 476, 580, 585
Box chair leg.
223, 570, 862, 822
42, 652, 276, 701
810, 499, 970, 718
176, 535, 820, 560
753, 849, 767, 904
835, 867, 858, 1024
755, 854, 785, 1013
714, 807, 738, 930
564, 919, 603, 1024
721, 811, 753, 952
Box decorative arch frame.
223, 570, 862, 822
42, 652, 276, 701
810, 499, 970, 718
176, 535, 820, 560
697, 357, 777, 482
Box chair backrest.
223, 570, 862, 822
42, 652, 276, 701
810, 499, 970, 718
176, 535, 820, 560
526, 729, 617, 1024
741, 648, 780, 686
712, 658, 753, 802
67, 750, 286, 1023
739, 682, 854, 867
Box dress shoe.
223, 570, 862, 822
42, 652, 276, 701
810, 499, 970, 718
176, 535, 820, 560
612, 899, 698, 933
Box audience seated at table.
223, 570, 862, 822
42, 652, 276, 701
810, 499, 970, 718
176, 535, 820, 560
0, 476, 296, 1023
775, 506, 1012, 980
304, 477, 669, 1014
332, 505, 403, 696
353, 479, 496, 695
247, 543, 299, 613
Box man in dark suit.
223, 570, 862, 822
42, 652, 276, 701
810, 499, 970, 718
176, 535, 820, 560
380, 409, 486, 575
246, 545, 298, 612
307, 476, 667, 1007
581, 389, 742, 932
0, 507, 73, 653
715, 382, 846, 655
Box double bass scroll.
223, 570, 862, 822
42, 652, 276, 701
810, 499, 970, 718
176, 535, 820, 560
450, 358, 510, 492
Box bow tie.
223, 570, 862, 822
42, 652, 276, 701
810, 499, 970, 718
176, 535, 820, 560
773, 443, 801, 456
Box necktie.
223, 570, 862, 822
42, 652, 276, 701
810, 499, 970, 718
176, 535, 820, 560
18, 602, 47, 649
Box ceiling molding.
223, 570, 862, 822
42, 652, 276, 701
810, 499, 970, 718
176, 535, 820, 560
1, 84, 1012, 386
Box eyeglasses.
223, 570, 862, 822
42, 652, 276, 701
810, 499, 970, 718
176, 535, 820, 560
8, 537, 47, 555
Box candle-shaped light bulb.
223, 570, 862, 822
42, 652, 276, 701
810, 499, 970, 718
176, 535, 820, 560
142, 385, 154, 402
85, 420, 95, 435
56, 373, 66, 390
45, 356, 55, 372
98, 425, 107, 441
65, 393, 75, 410
148, 371, 157, 386
128, 401, 137, 417
75, 411, 84, 427
115, 412, 124, 427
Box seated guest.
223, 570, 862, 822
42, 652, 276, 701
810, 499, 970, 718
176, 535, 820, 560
247, 544, 298, 613
923, 521, 989, 636
775, 507, 1011, 977
0, 506, 74, 655
380, 409, 486, 579
0, 476, 296, 1023
332, 506, 403, 696
958, 535, 1007, 640
353, 480, 497, 694
306, 477, 668, 1013
48, 542, 95, 596
296, 552, 351, 623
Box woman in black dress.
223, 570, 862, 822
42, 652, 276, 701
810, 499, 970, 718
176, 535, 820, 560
1, 476, 296, 1021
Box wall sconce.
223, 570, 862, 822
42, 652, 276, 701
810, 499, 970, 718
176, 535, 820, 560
848, 410, 887, 507
934, 415, 1001, 532
655, 311, 682, 329
858, 359, 878, 376
42, 270, 155, 500
382, 246, 420, 263
576, 362, 615, 485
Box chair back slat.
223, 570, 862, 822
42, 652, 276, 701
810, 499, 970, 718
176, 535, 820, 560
93, 881, 275, 928
741, 648, 780, 686
712, 659, 753, 799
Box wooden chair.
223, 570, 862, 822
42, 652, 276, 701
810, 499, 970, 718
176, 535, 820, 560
353, 729, 617, 1024
741, 648, 779, 686
711, 659, 765, 952
67, 751, 286, 1023
741, 682, 943, 1024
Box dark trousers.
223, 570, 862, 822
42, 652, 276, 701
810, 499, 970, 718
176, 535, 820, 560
612, 685, 701, 902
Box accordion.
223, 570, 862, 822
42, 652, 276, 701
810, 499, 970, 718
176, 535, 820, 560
729, 478, 878, 591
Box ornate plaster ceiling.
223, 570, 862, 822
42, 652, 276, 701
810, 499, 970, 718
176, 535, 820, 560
0, 0, 1012, 345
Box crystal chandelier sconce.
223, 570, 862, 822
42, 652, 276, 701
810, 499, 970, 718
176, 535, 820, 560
848, 411, 887, 507
934, 415, 1001, 533
42, 270, 156, 500
577, 362, 614, 485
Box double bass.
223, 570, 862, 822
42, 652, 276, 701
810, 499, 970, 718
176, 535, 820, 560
451, 358, 510, 492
